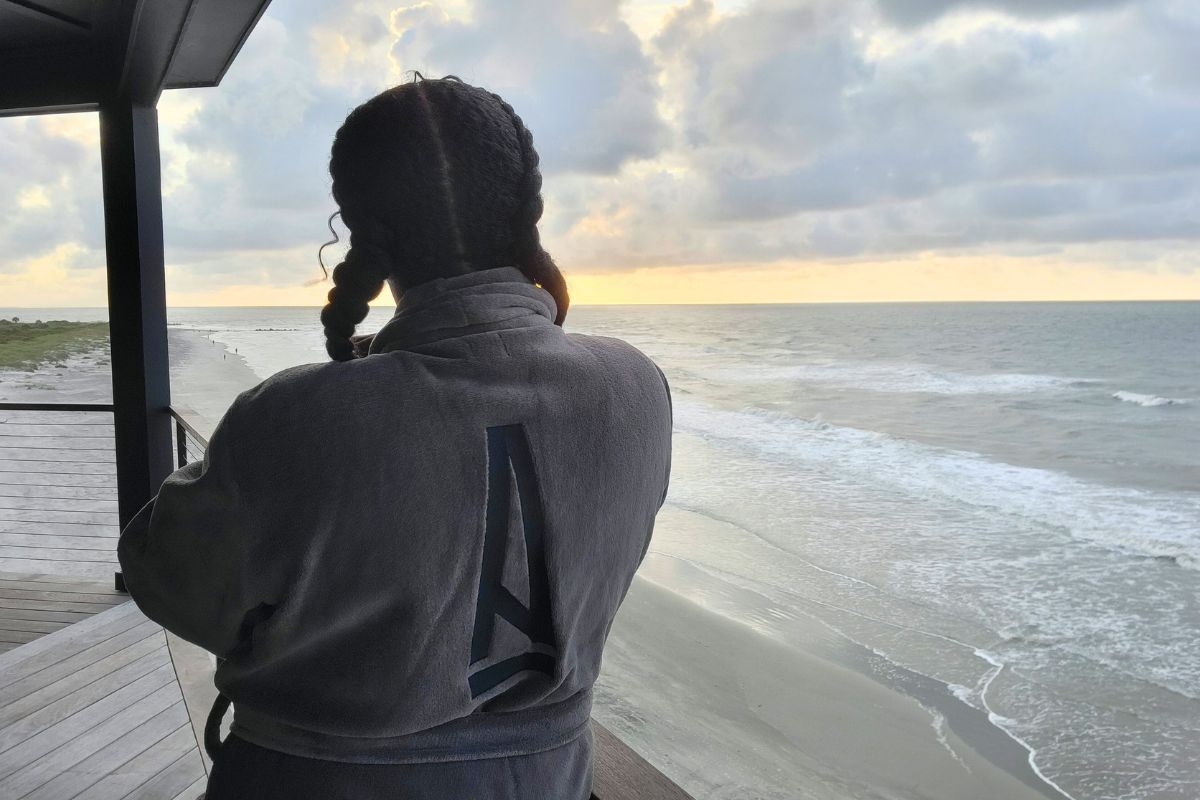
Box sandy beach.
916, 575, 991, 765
167, 327, 263, 435
595, 509, 1067, 800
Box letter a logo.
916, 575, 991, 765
469, 424, 557, 698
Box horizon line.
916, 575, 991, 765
3, 298, 1200, 310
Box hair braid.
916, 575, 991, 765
487, 93, 570, 326
321, 77, 571, 359
319, 230, 392, 361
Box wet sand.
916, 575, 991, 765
595, 533, 1068, 799
167, 327, 263, 436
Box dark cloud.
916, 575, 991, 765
875, 0, 1133, 27
615, 0, 1200, 268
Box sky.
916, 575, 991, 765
1, 0, 1199, 306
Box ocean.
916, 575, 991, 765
6, 301, 1197, 799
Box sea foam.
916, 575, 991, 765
673, 398, 1200, 571
697, 361, 1089, 395
1112, 391, 1191, 407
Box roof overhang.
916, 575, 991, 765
0, 0, 271, 116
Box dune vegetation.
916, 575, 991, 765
0, 318, 109, 369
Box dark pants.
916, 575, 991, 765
204, 731, 594, 800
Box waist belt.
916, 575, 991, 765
203, 685, 593, 764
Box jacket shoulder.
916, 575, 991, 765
565, 332, 657, 372
564, 332, 671, 406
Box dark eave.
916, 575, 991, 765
0, 0, 271, 116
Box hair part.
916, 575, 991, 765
320, 75, 569, 361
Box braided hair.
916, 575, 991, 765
320, 76, 569, 361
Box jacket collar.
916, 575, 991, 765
367, 266, 557, 355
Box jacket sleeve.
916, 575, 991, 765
117, 398, 274, 657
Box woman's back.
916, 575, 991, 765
118, 75, 673, 799
118, 267, 672, 784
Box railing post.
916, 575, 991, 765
99, 97, 174, 590
176, 417, 188, 468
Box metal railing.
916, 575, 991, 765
169, 406, 208, 468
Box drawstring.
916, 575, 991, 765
205, 691, 232, 760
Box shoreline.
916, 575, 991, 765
595, 507, 1071, 800
167, 327, 264, 432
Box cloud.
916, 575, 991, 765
597, 0, 1200, 267
154, 0, 668, 288
1, 0, 1197, 299
874, 0, 1133, 27
387, 0, 668, 174
0, 115, 104, 271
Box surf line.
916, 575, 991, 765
651, 551, 1079, 800
973, 650, 1078, 800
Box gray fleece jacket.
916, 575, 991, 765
117, 266, 672, 793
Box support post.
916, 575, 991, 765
99, 98, 174, 586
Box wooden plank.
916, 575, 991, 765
0, 560, 118, 579
0, 618, 61, 634
0, 429, 113, 441
0, 636, 166, 729
0, 578, 120, 595
0, 448, 115, 464
172, 774, 208, 800
0, 682, 183, 797
0, 485, 118, 501
76, 724, 200, 800
0, 629, 41, 644
0, 667, 178, 780
0, 596, 122, 613
0, 607, 95, 624
591, 721, 694, 800
0, 508, 117, 525
0, 461, 116, 475
0, 601, 139, 678
0, 497, 118, 513
0, 540, 120, 557
122, 748, 205, 800
0, 572, 116, 587
0, 473, 117, 489
0, 649, 170, 750
0, 587, 124, 604
0, 520, 118, 536
0, 436, 114, 450
0, 623, 161, 708
20, 704, 190, 800
0, 551, 119, 567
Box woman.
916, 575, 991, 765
117, 76, 673, 799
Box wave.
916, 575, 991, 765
1112, 391, 1191, 408
672, 398, 1200, 571
697, 361, 1091, 396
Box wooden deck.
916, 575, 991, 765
0, 599, 206, 800
0, 408, 207, 798
0, 410, 119, 581
0, 573, 126, 656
